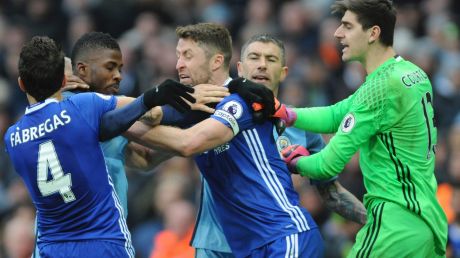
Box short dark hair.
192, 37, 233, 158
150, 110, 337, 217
70, 31, 120, 71
176, 23, 232, 68
241, 34, 286, 66
331, 0, 396, 46
18, 36, 65, 102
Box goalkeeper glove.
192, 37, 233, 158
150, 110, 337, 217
280, 144, 310, 174
228, 77, 275, 124
272, 100, 297, 127
143, 79, 195, 112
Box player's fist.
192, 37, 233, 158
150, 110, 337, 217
272, 100, 297, 127
228, 77, 275, 124
143, 79, 195, 112
281, 144, 310, 174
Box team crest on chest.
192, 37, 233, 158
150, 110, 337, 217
222, 101, 243, 119
276, 136, 291, 151
341, 113, 355, 133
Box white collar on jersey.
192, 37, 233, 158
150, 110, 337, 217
224, 77, 232, 86
25, 98, 59, 115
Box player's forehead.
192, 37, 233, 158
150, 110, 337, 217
244, 41, 281, 56
86, 48, 123, 65
244, 41, 281, 57
176, 38, 205, 54
341, 10, 360, 26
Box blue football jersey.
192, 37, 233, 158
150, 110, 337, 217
4, 94, 134, 256
194, 94, 318, 257
63, 91, 129, 217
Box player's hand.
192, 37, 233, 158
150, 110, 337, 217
61, 74, 90, 92
189, 83, 229, 113
228, 77, 275, 124
280, 144, 310, 174
272, 100, 297, 127
143, 79, 195, 112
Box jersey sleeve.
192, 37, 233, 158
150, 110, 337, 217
161, 105, 211, 128
304, 131, 325, 155
210, 94, 253, 135
297, 74, 388, 179
293, 94, 354, 134
69, 92, 117, 130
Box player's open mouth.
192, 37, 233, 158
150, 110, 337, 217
179, 74, 190, 79
252, 75, 269, 82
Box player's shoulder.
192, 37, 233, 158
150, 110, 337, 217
67, 92, 113, 105
387, 56, 428, 87
219, 93, 247, 106
216, 93, 250, 117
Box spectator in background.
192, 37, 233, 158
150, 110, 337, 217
149, 200, 196, 258
2, 204, 35, 258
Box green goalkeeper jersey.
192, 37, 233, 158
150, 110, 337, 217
293, 56, 447, 255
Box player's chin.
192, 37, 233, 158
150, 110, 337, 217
179, 78, 193, 85
104, 87, 119, 95
341, 54, 351, 62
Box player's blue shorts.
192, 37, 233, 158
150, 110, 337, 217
38, 240, 134, 258
249, 228, 324, 258
195, 248, 235, 258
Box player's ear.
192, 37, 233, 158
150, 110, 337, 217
17, 77, 26, 92
75, 61, 88, 78
280, 66, 288, 83
211, 53, 224, 71
368, 25, 381, 44
236, 61, 244, 77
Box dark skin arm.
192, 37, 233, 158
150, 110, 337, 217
316, 181, 367, 225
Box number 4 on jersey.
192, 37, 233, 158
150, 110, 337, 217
37, 141, 76, 203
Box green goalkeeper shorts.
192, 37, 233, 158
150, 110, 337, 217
347, 201, 443, 258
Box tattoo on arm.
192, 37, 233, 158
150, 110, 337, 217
316, 181, 367, 225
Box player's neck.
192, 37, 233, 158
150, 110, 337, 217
363, 45, 396, 74
209, 70, 230, 86
27, 91, 63, 105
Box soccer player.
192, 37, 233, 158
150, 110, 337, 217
125, 40, 325, 258
238, 33, 366, 225
277, 0, 448, 257
4, 36, 194, 257
126, 23, 276, 258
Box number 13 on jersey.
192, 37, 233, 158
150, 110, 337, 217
37, 140, 76, 203
421, 92, 436, 160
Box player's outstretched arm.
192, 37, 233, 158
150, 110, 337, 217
126, 118, 234, 157
316, 180, 367, 225
99, 79, 196, 141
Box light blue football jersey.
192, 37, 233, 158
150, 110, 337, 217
100, 137, 129, 216
193, 94, 318, 257
4, 94, 134, 256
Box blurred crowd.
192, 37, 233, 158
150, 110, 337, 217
0, 0, 460, 257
